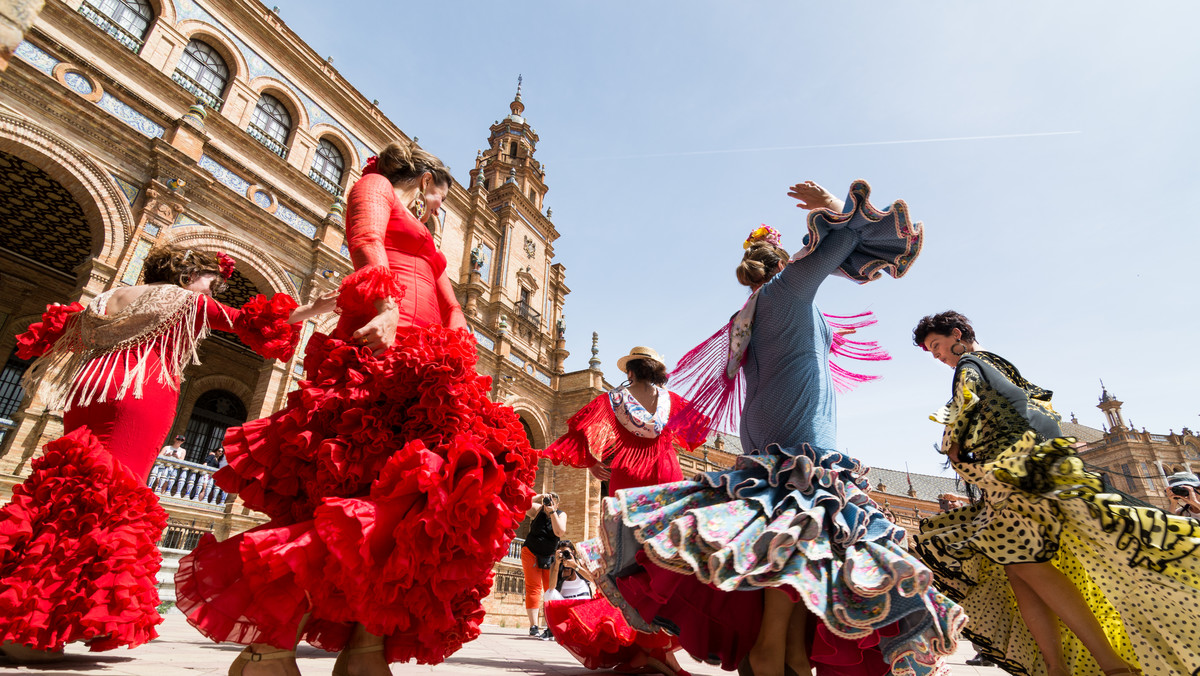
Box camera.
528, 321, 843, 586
542, 497, 553, 507
1171, 485, 1193, 498
558, 548, 573, 560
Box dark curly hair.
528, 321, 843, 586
912, 311, 976, 349
142, 244, 224, 291
625, 358, 668, 387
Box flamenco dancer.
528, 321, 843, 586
0, 245, 318, 661
913, 310, 1200, 676
175, 142, 540, 676
600, 180, 965, 676
542, 346, 710, 676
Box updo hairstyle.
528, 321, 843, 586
142, 244, 221, 288
375, 141, 452, 189
625, 358, 669, 387
912, 310, 977, 349
736, 241, 790, 287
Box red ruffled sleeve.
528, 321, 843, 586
230, 294, 301, 361
666, 391, 712, 451
543, 395, 615, 468
336, 265, 406, 316
15, 302, 84, 360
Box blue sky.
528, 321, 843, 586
279, 1, 1199, 477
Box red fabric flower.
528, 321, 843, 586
232, 294, 300, 361
217, 252, 236, 279
15, 302, 84, 360
362, 156, 379, 176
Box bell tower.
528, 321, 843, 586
1097, 380, 1127, 432
468, 76, 548, 211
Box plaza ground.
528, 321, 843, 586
0, 613, 1000, 675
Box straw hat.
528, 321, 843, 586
1167, 471, 1200, 489
616, 346, 665, 374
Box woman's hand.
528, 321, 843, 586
1178, 486, 1200, 512
943, 442, 962, 464
588, 462, 612, 481
288, 291, 338, 323
351, 299, 399, 355
787, 181, 843, 212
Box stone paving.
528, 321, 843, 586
0, 614, 1002, 675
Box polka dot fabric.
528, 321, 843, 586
914, 354, 1200, 675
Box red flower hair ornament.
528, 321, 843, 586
362, 155, 379, 176
217, 252, 236, 279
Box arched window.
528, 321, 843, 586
180, 389, 247, 464
248, 94, 292, 158
173, 40, 229, 109
79, 0, 154, 52
309, 138, 345, 195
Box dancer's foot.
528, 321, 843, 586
227, 645, 300, 676
742, 649, 783, 676
333, 640, 389, 676
0, 641, 65, 663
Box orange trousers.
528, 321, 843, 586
520, 546, 552, 610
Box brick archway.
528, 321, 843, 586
165, 228, 295, 298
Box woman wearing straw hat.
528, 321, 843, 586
541, 345, 709, 676
1166, 471, 1200, 517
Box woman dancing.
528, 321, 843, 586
0, 245, 316, 660
175, 141, 539, 676
542, 346, 709, 675
600, 180, 964, 676
913, 310, 1200, 676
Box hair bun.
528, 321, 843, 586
375, 141, 416, 178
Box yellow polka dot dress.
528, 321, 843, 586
913, 352, 1200, 676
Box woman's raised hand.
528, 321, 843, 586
787, 181, 840, 211
352, 301, 399, 356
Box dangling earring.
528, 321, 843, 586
409, 189, 427, 220
951, 342, 967, 356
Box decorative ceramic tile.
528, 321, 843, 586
121, 239, 154, 285
174, 213, 204, 228
199, 155, 250, 193
274, 204, 316, 238
251, 190, 272, 209
15, 41, 58, 75
474, 331, 496, 351
506, 352, 524, 368
143, 223, 160, 236
109, 173, 140, 204
285, 271, 303, 290
339, 243, 349, 258
535, 370, 552, 386
63, 71, 94, 95
97, 93, 165, 139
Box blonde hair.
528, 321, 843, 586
736, 241, 790, 287
375, 141, 452, 188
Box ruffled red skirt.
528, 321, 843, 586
176, 324, 538, 664
544, 591, 680, 671
0, 428, 167, 651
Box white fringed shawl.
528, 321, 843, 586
22, 285, 224, 411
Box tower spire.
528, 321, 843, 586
510, 74, 525, 117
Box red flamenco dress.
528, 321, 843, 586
0, 285, 299, 652
175, 172, 539, 664
541, 385, 708, 673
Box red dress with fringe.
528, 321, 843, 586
0, 289, 298, 652
175, 173, 539, 664
541, 388, 707, 672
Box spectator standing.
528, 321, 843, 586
155, 435, 187, 494
521, 492, 565, 637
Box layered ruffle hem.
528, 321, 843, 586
0, 428, 168, 651
601, 443, 965, 676
176, 323, 539, 664
916, 433, 1200, 676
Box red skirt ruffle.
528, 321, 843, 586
544, 593, 680, 671
177, 324, 538, 664
0, 428, 167, 651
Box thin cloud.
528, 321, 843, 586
567, 130, 1082, 162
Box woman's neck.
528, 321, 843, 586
626, 380, 658, 415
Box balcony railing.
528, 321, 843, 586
147, 456, 229, 508
158, 518, 215, 552
308, 168, 344, 197
247, 123, 289, 159
514, 299, 541, 327
78, 2, 144, 53
504, 537, 524, 563
171, 70, 223, 110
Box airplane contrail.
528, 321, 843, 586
567, 130, 1082, 162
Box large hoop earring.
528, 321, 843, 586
951, 342, 967, 356
409, 189, 427, 220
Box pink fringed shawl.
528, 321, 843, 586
669, 288, 889, 435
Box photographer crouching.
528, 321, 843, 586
540, 540, 594, 641
520, 492, 566, 638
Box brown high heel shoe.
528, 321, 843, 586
331, 643, 387, 676
227, 646, 297, 676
